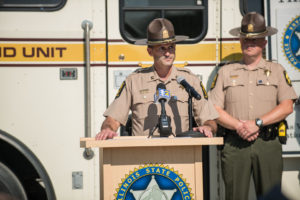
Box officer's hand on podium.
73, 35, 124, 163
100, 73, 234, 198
96, 116, 120, 140
193, 126, 213, 137
95, 128, 118, 140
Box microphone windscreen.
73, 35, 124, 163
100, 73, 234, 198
157, 83, 166, 90
154, 83, 170, 103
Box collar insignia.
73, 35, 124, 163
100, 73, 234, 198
264, 70, 271, 77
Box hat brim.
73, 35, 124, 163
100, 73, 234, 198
229, 26, 278, 38
135, 35, 189, 45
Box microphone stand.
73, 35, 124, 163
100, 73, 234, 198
176, 89, 205, 137
148, 99, 173, 138
188, 93, 193, 131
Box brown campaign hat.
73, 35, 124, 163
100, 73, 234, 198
135, 18, 188, 45
229, 12, 278, 38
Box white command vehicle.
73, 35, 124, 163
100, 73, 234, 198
0, 0, 299, 199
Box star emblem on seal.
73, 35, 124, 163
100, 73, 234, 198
130, 175, 176, 200
115, 164, 193, 200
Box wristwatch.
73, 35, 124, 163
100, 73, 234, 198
255, 118, 263, 128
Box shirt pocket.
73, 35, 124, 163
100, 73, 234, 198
170, 91, 189, 117
224, 76, 246, 103
256, 75, 278, 101
132, 94, 156, 119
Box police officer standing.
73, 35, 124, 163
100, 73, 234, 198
209, 12, 298, 199
96, 18, 219, 140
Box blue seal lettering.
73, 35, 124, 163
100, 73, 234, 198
283, 15, 300, 71
115, 165, 193, 200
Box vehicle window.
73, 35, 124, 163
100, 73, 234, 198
0, 0, 66, 11
120, 0, 208, 44
240, 0, 264, 15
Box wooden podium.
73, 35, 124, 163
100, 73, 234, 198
80, 136, 223, 200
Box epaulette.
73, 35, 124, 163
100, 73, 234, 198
176, 67, 192, 74
133, 66, 153, 73
176, 67, 201, 81
266, 60, 280, 67
266, 59, 278, 63
219, 60, 240, 67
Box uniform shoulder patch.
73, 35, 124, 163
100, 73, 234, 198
200, 81, 208, 100
115, 81, 126, 99
210, 73, 218, 90
283, 71, 292, 87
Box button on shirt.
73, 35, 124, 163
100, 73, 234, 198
104, 66, 219, 136
209, 59, 298, 120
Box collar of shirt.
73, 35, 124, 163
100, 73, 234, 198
149, 65, 177, 84
235, 58, 269, 71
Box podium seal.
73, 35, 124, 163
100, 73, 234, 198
115, 164, 193, 200
283, 15, 300, 71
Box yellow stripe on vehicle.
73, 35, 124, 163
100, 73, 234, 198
0, 42, 241, 62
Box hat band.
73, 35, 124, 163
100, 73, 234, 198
147, 38, 176, 45
240, 30, 268, 38
147, 35, 176, 45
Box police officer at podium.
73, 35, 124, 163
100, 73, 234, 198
209, 12, 298, 199
95, 18, 219, 140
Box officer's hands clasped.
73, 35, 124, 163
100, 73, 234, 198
236, 120, 259, 141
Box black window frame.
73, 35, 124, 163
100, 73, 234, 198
0, 0, 67, 12
119, 0, 208, 44
240, 0, 264, 16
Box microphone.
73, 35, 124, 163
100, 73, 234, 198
176, 76, 201, 100
154, 83, 172, 137
154, 83, 171, 105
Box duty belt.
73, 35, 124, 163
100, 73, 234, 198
259, 123, 279, 140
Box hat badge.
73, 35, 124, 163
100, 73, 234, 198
162, 28, 169, 39
247, 24, 254, 32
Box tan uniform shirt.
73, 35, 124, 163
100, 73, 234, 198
209, 59, 298, 120
104, 66, 219, 136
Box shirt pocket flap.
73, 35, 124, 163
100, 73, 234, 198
134, 94, 153, 105
172, 90, 189, 103
256, 75, 278, 87
224, 74, 245, 88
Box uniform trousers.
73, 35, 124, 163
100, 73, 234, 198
221, 133, 283, 200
